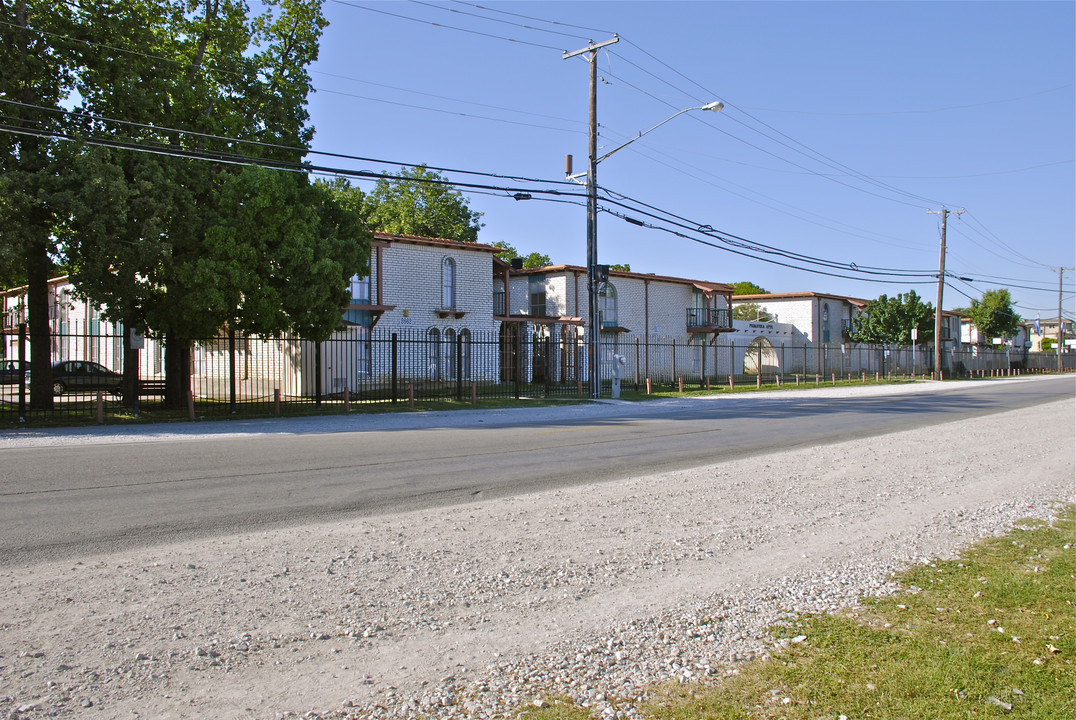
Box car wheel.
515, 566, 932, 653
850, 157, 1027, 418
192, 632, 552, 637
52, 381, 66, 396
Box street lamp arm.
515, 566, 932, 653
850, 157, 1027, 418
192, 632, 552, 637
596, 101, 723, 164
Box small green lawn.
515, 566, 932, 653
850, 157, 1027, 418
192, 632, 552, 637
521, 505, 1075, 720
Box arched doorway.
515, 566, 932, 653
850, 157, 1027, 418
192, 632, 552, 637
744, 337, 779, 376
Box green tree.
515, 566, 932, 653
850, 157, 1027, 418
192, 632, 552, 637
966, 289, 1020, 343
365, 166, 483, 242
609, 263, 631, 272
733, 303, 773, 321
0, 0, 81, 408
731, 281, 768, 295
491, 241, 551, 268
62, 0, 352, 407
849, 290, 935, 346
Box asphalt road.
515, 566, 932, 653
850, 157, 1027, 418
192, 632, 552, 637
1, 376, 1072, 566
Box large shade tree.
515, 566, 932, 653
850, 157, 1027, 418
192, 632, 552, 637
365, 166, 484, 243
849, 290, 935, 346
0, 0, 81, 408
965, 289, 1020, 343
61, 0, 369, 407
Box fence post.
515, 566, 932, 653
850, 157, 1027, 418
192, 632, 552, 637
514, 327, 522, 400
635, 338, 641, 391
471, 382, 477, 406
187, 389, 196, 421
344, 386, 350, 413
314, 341, 322, 408
456, 334, 464, 402
756, 374, 761, 389
18, 322, 27, 422
391, 333, 398, 404
678, 377, 684, 393
274, 389, 281, 417
228, 327, 237, 414
671, 340, 677, 391
544, 335, 552, 398
831, 373, 836, 386
408, 383, 414, 408
96, 392, 104, 424
646, 377, 651, 394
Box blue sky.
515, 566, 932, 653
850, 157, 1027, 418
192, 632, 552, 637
305, 1, 1075, 321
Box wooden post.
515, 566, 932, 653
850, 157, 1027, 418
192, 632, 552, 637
187, 389, 195, 421
729, 374, 734, 390
705, 377, 710, 391
756, 374, 761, 389
408, 383, 414, 408
831, 373, 836, 386
646, 377, 652, 394
578, 379, 584, 397
815, 373, 819, 385
471, 382, 477, 405
678, 377, 683, 393
274, 389, 281, 417
96, 392, 104, 424
796, 374, 800, 386
343, 386, 350, 413
776, 374, 781, 387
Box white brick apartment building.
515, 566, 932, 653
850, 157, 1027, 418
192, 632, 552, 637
501, 265, 734, 383
317, 232, 503, 393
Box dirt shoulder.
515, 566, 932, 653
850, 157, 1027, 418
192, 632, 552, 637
1, 384, 1073, 720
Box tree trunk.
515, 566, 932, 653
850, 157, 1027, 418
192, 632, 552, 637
164, 332, 191, 410
26, 237, 53, 410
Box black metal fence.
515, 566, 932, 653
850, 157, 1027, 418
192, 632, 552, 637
2, 326, 1072, 423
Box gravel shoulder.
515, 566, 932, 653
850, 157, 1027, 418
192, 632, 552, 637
1, 380, 1073, 719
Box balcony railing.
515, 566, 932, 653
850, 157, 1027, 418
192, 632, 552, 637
493, 291, 506, 316
686, 307, 731, 331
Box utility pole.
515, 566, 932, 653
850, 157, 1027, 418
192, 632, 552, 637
928, 207, 963, 379
564, 36, 618, 398
1052, 267, 1073, 372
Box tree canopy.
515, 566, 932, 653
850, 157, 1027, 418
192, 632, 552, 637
365, 166, 483, 243
6, 0, 369, 406
731, 281, 768, 296
966, 289, 1020, 343
491, 241, 550, 269
733, 303, 774, 322
848, 291, 934, 346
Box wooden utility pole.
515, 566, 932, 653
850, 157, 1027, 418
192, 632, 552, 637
564, 36, 618, 398
1052, 267, 1073, 372
928, 208, 963, 379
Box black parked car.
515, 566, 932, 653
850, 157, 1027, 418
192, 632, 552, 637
51, 360, 123, 397
0, 359, 31, 384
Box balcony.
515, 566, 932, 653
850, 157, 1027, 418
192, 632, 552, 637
493, 290, 506, 317
686, 307, 732, 333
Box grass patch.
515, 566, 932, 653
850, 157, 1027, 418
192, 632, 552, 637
643, 505, 1075, 720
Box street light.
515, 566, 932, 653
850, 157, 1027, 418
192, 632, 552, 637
564, 52, 723, 398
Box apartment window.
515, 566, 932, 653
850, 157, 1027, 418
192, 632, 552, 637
427, 328, 441, 380
599, 283, 617, 328
350, 275, 370, 305
460, 329, 471, 380
444, 328, 456, 379
355, 326, 371, 376
529, 275, 546, 316
442, 258, 456, 310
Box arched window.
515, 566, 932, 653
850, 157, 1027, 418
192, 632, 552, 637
442, 257, 456, 310
460, 329, 472, 380
599, 283, 617, 328
427, 328, 441, 380
444, 328, 456, 380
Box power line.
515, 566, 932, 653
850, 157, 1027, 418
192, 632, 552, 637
447, 0, 616, 36
406, 0, 591, 42
326, 0, 566, 51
